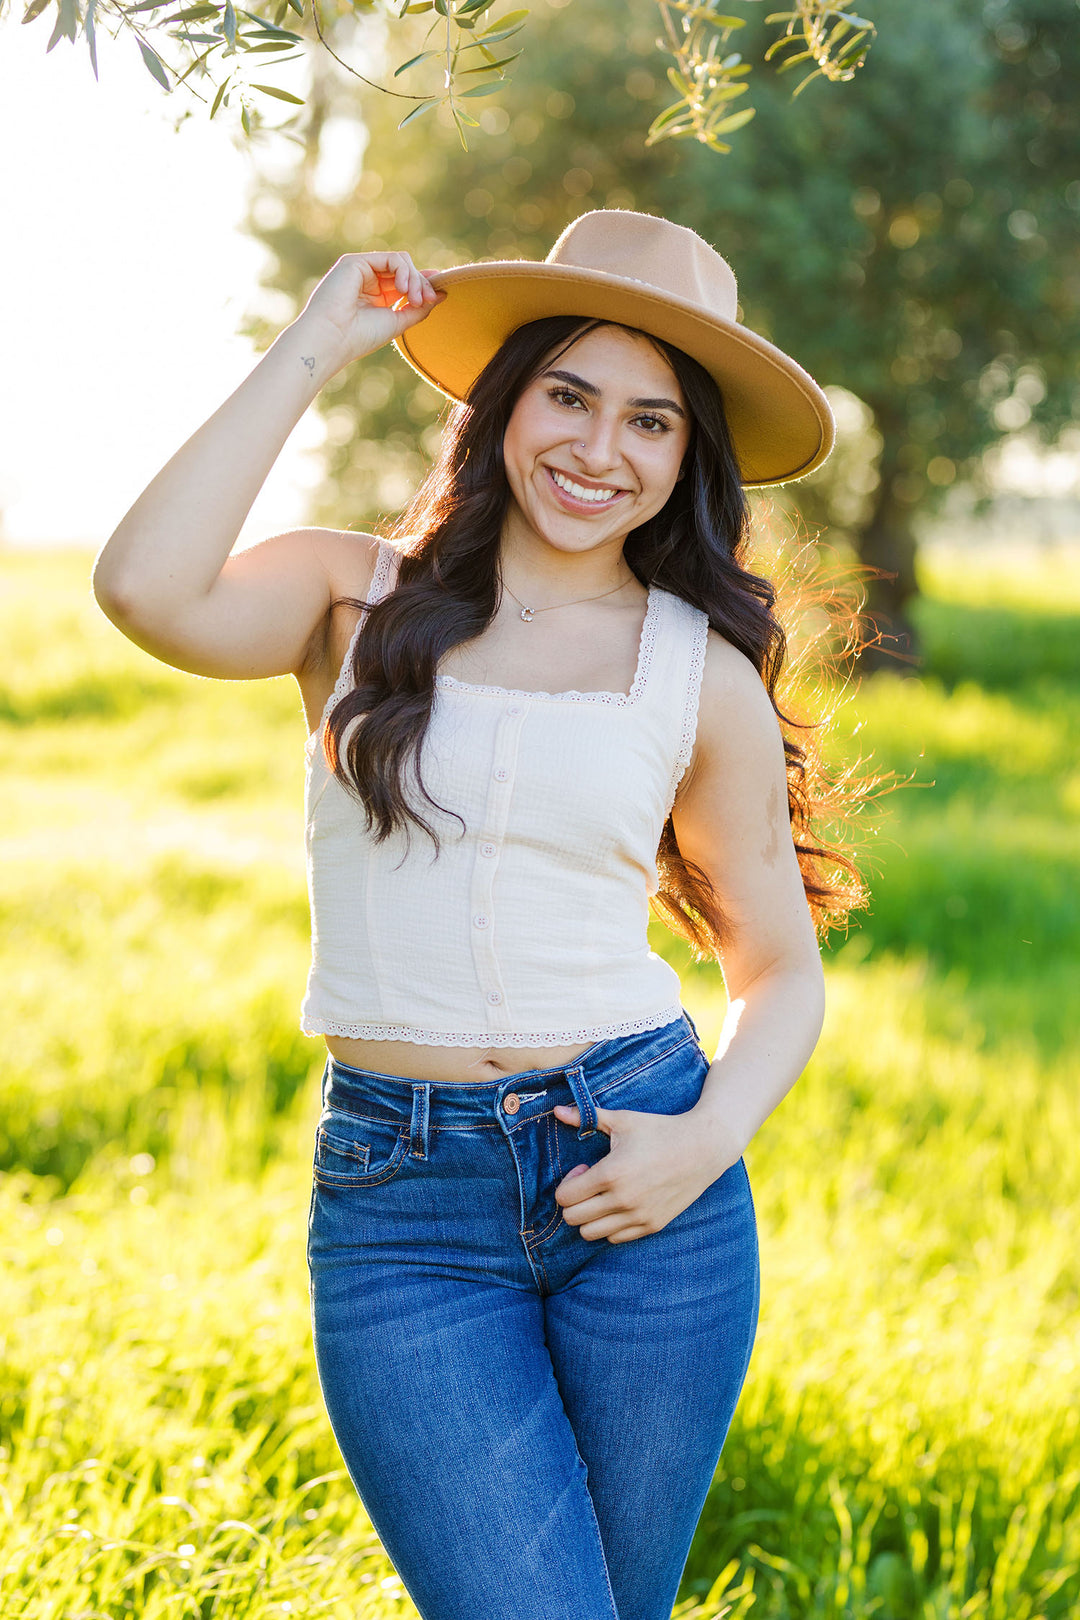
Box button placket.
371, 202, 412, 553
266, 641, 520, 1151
468, 702, 527, 1029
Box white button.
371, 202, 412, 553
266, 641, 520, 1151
493, 767, 509, 782
473, 913, 490, 929
507, 703, 524, 717
480, 841, 497, 857
486, 990, 503, 1005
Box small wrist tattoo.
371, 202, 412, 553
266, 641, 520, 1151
301, 354, 316, 374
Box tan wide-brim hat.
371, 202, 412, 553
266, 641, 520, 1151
394, 208, 835, 488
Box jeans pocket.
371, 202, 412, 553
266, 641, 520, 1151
594, 1034, 709, 1117
313, 1108, 412, 1188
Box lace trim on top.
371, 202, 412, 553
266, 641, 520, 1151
301, 1001, 685, 1047
305, 539, 399, 752
663, 608, 710, 820
434, 584, 662, 705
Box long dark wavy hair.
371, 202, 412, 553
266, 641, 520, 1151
323, 314, 868, 959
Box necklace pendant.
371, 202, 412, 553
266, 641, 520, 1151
519, 606, 535, 622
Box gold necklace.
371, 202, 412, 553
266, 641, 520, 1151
500, 575, 633, 623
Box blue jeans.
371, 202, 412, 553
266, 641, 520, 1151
306, 1011, 760, 1620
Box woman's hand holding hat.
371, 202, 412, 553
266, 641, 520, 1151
292, 250, 446, 380
394, 208, 836, 486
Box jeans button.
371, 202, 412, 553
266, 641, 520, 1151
503, 1093, 521, 1114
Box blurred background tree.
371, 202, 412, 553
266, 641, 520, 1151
242, 0, 1079, 663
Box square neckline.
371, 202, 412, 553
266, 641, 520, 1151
307, 547, 664, 754
434, 583, 662, 706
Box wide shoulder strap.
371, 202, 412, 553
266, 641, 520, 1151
645, 587, 710, 818
335, 537, 402, 684
313, 538, 402, 744
368, 534, 403, 602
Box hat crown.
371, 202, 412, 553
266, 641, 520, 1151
395, 207, 836, 485
546, 209, 738, 323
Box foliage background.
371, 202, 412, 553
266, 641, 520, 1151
4, 0, 1079, 1608
3, 537, 1079, 1615
238, 0, 1080, 652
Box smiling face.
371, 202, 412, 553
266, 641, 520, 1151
500, 323, 693, 559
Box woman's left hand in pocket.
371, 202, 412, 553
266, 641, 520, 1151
552, 1102, 737, 1243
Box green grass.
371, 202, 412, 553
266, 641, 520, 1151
1, 541, 1078, 1618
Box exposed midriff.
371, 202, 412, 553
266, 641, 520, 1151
323, 1033, 597, 1084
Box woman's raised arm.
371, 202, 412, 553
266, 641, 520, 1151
91, 251, 442, 680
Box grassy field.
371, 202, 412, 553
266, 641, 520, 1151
1, 542, 1078, 1617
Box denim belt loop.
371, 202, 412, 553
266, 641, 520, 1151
564, 1063, 598, 1139
409, 1083, 431, 1159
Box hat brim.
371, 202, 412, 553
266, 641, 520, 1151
394, 261, 835, 488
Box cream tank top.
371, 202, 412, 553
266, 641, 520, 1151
300, 539, 711, 1047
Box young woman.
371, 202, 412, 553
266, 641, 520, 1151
93, 209, 857, 1620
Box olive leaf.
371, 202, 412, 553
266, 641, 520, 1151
25, 0, 872, 152
651, 0, 874, 151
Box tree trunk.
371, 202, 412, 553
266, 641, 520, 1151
854, 425, 922, 671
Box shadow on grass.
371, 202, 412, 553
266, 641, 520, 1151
0, 671, 181, 726
0, 1027, 323, 1191
915, 598, 1080, 689
829, 814, 1079, 980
